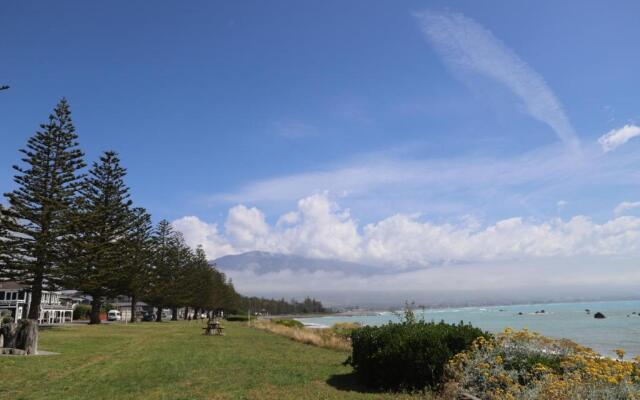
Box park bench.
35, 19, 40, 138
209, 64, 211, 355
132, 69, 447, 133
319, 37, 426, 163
202, 319, 224, 336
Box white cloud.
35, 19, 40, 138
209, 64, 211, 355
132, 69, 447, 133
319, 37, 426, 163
171, 216, 234, 260
176, 193, 640, 269
415, 11, 580, 150
225, 205, 270, 249
614, 201, 640, 216
598, 124, 640, 152
279, 194, 363, 261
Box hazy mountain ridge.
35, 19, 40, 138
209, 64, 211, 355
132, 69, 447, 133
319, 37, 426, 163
212, 251, 383, 276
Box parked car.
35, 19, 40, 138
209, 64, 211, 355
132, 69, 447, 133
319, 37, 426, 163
107, 310, 121, 321
141, 311, 155, 321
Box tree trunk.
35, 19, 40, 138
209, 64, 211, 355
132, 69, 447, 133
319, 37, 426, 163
130, 295, 137, 323
89, 296, 102, 324
15, 319, 38, 354
183, 307, 189, 320
27, 279, 43, 320
0, 323, 18, 348
171, 307, 178, 321
155, 307, 162, 322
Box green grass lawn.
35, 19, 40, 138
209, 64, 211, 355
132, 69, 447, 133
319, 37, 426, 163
1, 321, 421, 400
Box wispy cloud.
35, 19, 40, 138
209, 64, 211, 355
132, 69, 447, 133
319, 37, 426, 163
598, 124, 640, 152
415, 11, 580, 151
272, 119, 318, 138
206, 138, 640, 223
614, 201, 640, 216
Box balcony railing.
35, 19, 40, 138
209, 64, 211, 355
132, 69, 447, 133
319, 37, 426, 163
0, 299, 74, 310
0, 299, 25, 307
41, 303, 74, 310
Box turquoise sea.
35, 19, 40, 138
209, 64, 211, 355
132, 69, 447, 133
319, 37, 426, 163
298, 300, 640, 358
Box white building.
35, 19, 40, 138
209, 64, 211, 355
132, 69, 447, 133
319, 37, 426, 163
0, 281, 74, 324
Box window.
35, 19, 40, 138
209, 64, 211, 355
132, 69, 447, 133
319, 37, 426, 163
11, 292, 17, 300
18, 291, 25, 300
0, 291, 4, 300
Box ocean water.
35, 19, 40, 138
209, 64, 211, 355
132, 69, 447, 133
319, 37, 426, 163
298, 300, 640, 358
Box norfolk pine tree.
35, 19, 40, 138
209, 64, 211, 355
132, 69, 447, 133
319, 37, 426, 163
119, 207, 154, 322
168, 234, 193, 320
145, 220, 180, 322
0, 99, 85, 320
62, 151, 132, 324
0, 205, 16, 274
183, 245, 215, 318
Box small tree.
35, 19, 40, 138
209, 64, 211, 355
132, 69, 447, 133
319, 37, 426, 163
1, 99, 85, 320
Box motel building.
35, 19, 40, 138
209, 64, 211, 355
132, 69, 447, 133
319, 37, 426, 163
0, 281, 75, 324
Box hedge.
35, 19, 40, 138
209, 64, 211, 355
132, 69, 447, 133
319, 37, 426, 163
73, 304, 92, 320
348, 320, 489, 391
225, 314, 249, 322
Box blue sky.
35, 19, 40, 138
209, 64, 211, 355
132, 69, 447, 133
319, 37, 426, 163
3, 1, 640, 287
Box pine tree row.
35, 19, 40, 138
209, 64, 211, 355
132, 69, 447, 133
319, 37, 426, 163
0, 99, 239, 324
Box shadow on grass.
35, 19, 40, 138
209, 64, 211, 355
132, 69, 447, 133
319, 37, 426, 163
326, 372, 381, 394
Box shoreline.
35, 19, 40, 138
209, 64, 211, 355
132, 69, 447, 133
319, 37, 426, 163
292, 297, 640, 320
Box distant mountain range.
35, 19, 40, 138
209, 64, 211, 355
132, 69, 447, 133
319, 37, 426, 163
212, 251, 381, 276
210, 251, 640, 308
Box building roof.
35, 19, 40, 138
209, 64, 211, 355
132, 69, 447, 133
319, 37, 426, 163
0, 281, 28, 290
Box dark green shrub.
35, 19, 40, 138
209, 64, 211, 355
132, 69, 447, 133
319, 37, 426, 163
73, 304, 92, 320
348, 320, 489, 391
273, 319, 304, 328
225, 314, 249, 322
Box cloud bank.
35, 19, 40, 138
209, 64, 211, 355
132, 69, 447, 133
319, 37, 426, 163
416, 10, 580, 150
175, 193, 640, 269
222, 256, 640, 305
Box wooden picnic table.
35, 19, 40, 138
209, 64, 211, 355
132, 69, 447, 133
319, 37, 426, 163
203, 319, 225, 336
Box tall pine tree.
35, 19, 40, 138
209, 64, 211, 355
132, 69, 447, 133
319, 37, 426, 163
1, 99, 85, 320
144, 220, 179, 322
62, 151, 132, 324
119, 207, 154, 322
182, 245, 212, 318
167, 232, 192, 320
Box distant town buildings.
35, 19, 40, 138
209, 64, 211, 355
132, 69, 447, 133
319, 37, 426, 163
0, 281, 75, 324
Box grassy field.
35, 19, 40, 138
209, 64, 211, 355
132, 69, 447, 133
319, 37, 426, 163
1, 321, 422, 400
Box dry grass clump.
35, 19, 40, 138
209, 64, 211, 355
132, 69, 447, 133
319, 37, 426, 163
253, 320, 351, 351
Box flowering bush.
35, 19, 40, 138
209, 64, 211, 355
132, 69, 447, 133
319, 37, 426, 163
445, 328, 640, 399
